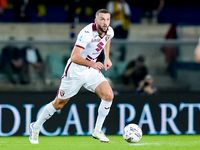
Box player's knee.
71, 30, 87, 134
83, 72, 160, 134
55, 103, 65, 110
103, 91, 114, 102
53, 102, 64, 110
53, 97, 69, 110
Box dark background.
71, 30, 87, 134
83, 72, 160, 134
1, 91, 200, 136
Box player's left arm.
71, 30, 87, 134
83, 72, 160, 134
104, 39, 112, 71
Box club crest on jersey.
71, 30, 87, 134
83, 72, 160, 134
60, 89, 65, 97
105, 36, 110, 41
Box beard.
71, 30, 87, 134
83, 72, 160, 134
97, 24, 108, 33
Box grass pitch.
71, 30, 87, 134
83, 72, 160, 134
0, 135, 199, 150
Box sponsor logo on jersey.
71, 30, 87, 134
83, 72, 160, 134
95, 42, 104, 52
85, 31, 89, 33
92, 52, 101, 55
91, 38, 101, 43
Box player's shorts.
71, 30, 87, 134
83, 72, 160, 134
57, 61, 107, 100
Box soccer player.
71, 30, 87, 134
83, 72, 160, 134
29, 9, 114, 144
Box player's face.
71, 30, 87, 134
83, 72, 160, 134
95, 13, 110, 33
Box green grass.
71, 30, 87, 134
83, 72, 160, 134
0, 135, 200, 150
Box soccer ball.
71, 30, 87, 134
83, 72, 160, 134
123, 123, 142, 143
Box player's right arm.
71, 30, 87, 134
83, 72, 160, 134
195, 38, 200, 63
70, 46, 104, 70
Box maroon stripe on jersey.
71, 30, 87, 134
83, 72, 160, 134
56, 60, 71, 97
56, 76, 65, 97
99, 34, 106, 39
75, 44, 85, 50
65, 61, 72, 75
87, 55, 93, 59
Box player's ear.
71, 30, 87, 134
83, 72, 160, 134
94, 18, 97, 23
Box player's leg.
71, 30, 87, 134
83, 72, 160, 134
33, 97, 70, 130
29, 97, 70, 144
29, 65, 84, 144
92, 81, 114, 142
95, 81, 113, 131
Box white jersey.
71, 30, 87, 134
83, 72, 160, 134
57, 23, 114, 99
75, 23, 114, 62
62, 23, 114, 76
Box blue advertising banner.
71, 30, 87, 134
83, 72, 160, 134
0, 91, 200, 136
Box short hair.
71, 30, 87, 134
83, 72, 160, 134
95, 9, 110, 18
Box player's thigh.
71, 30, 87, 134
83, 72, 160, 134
83, 68, 107, 93
58, 76, 83, 99
95, 81, 114, 101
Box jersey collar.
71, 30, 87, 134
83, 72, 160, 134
92, 23, 97, 31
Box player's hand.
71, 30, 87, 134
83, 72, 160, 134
104, 58, 112, 71
92, 62, 104, 70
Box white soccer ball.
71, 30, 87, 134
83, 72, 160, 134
123, 123, 142, 143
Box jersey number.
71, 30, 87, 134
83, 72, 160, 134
95, 42, 104, 52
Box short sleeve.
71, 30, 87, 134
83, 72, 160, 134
108, 26, 114, 39
75, 29, 92, 49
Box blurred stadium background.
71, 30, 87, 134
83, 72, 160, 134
0, 0, 200, 137
0, 0, 200, 91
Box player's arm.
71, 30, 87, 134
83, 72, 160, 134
103, 39, 112, 70
71, 46, 104, 70
195, 42, 200, 63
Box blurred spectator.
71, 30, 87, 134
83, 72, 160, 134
21, 37, 48, 84
161, 24, 179, 79
13, 0, 35, 22
140, 0, 165, 23
65, 0, 85, 40
37, 2, 46, 21
122, 55, 148, 88
0, 37, 30, 84
0, 0, 7, 21
107, 0, 131, 39
107, 0, 131, 61
136, 74, 158, 95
